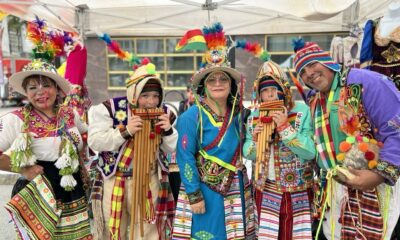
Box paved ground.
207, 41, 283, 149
0, 183, 18, 239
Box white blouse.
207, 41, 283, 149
0, 107, 87, 162
88, 103, 178, 154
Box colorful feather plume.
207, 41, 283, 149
98, 32, 141, 68
234, 39, 270, 62
287, 68, 307, 102
26, 16, 76, 62
202, 22, 226, 50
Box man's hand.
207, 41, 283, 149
345, 168, 384, 191
190, 200, 206, 214
126, 114, 143, 135
20, 165, 44, 181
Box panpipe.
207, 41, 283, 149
130, 108, 164, 239
254, 100, 284, 189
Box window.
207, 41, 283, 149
107, 37, 202, 90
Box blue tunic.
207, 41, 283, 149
175, 103, 249, 239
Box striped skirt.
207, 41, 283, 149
5, 160, 92, 240
256, 180, 313, 240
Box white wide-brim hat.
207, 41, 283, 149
9, 59, 71, 96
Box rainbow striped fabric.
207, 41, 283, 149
293, 42, 341, 75
175, 29, 207, 51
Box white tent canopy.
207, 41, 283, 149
0, 0, 395, 36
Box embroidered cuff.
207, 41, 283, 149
276, 121, 290, 132
278, 124, 296, 140
162, 128, 174, 136
119, 127, 132, 140
187, 189, 204, 205
373, 159, 400, 186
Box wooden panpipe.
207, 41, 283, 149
254, 100, 284, 188
130, 108, 164, 239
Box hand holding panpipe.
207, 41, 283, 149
254, 100, 284, 188
130, 108, 164, 239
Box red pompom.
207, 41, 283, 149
149, 132, 155, 139
364, 151, 375, 161
260, 116, 273, 123
141, 57, 150, 65
155, 125, 162, 134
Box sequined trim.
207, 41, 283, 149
374, 159, 400, 186
187, 189, 203, 204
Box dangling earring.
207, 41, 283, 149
55, 93, 63, 107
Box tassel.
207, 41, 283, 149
10, 133, 31, 152
55, 153, 71, 169
60, 174, 77, 191
145, 190, 156, 224
92, 199, 105, 239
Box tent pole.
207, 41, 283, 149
75, 4, 89, 43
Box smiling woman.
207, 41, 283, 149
0, 58, 92, 239
172, 23, 255, 240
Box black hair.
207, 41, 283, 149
22, 75, 57, 92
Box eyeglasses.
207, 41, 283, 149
205, 76, 230, 86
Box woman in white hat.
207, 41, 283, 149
0, 59, 92, 239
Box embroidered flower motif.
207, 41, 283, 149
280, 169, 299, 187
182, 134, 188, 150
195, 230, 214, 240
388, 115, 400, 133
118, 99, 127, 109
295, 112, 303, 130
184, 163, 193, 182
115, 110, 127, 122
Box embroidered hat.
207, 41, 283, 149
258, 78, 284, 100
293, 38, 341, 78
126, 62, 163, 108
187, 23, 242, 89
9, 59, 72, 96
255, 60, 293, 107
9, 17, 72, 96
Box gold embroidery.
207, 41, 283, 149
381, 43, 400, 63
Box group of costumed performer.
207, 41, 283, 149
242, 55, 316, 238
0, 17, 92, 239
293, 38, 400, 240
88, 33, 178, 240
172, 23, 256, 240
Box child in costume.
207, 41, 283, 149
88, 59, 177, 240
243, 60, 315, 240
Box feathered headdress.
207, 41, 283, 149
27, 16, 73, 62
98, 32, 162, 107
